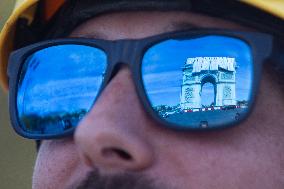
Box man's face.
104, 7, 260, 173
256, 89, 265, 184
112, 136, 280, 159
32, 11, 284, 189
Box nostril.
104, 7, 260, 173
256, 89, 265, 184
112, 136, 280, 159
102, 147, 133, 161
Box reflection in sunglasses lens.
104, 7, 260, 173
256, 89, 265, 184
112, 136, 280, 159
142, 35, 253, 129
17, 45, 107, 136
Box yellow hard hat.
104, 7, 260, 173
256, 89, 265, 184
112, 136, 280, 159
0, 0, 284, 91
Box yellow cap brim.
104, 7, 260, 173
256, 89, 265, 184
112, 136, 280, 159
0, 0, 38, 91
241, 0, 284, 19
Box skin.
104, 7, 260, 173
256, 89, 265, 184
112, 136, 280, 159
32, 11, 284, 189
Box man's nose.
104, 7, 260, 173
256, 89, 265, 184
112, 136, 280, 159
74, 67, 155, 172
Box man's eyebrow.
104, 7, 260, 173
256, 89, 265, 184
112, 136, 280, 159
71, 22, 199, 39
168, 21, 199, 31
70, 31, 109, 39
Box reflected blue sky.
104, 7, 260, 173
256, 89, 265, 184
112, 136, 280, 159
142, 35, 253, 106
201, 83, 214, 106
17, 45, 107, 116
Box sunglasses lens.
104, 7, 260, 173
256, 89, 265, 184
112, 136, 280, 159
17, 45, 107, 136
142, 35, 253, 129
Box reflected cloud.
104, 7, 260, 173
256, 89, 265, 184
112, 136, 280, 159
143, 71, 181, 84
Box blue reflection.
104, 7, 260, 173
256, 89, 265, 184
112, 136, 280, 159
201, 83, 215, 106
17, 45, 107, 134
142, 35, 253, 128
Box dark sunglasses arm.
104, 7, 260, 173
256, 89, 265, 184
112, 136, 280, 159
269, 38, 284, 75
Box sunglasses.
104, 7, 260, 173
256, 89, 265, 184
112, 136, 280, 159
7, 29, 281, 139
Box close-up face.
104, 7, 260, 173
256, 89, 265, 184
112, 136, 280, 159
25, 11, 284, 189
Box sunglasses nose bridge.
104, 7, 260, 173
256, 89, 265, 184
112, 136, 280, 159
103, 40, 140, 85
111, 40, 140, 68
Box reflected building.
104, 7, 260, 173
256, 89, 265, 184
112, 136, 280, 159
180, 57, 237, 111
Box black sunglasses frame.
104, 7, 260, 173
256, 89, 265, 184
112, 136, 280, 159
7, 29, 277, 139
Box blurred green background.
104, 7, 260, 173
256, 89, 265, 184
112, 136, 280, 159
0, 0, 36, 188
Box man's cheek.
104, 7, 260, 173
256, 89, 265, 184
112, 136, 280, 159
32, 140, 86, 189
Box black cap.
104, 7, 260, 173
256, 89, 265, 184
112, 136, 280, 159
15, 0, 284, 48
42, 0, 284, 39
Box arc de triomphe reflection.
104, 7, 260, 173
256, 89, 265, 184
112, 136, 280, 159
180, 57, 237, 110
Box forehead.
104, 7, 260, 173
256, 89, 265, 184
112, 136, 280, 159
70, 11, 249, 40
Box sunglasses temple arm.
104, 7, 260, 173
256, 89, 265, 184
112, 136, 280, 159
35, 140, 42, 151
269, 38, 284, 75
